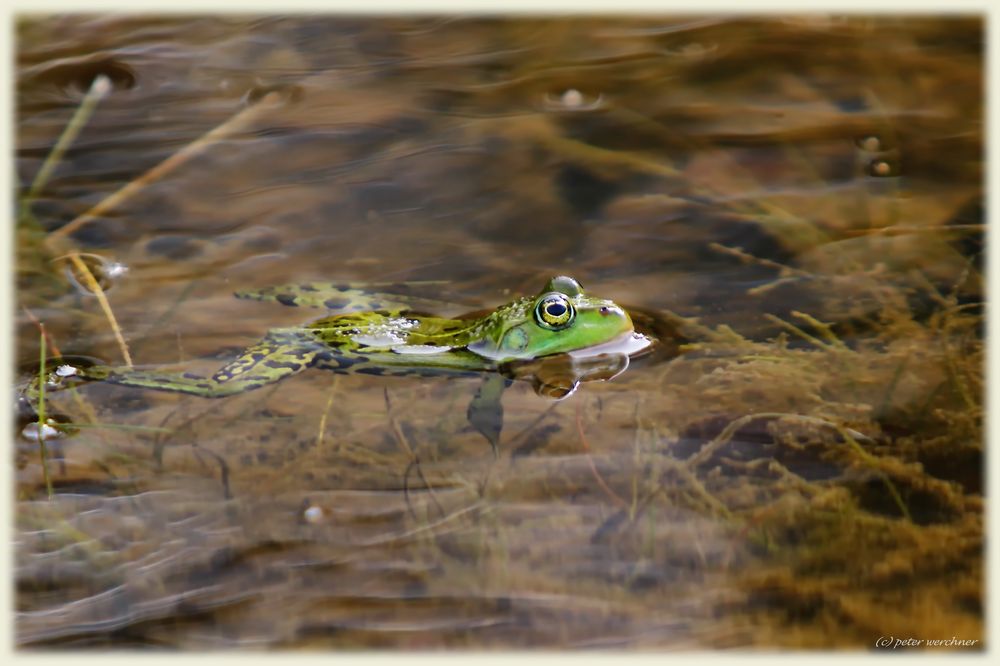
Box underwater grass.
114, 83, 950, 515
17, 83, 293, 444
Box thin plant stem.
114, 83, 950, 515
790, 310, 848, 349
384, 388, 444, 520
316, 375, 339, 451
709, 242, 814, 279
20, 75, 112, 220
763, 313, 833, 351
576, 401, 628, 510
36, 327, 54, 500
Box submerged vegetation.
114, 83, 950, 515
14, 15, 982, 649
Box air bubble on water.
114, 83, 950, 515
22, 419, 64, 442
561, 89, 584, 108
105, 261, 129, 279
54, 253, 129, 294
303, 505, 325, 523
544, 89, 604, 112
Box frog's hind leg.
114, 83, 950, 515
91, 337, 321, 398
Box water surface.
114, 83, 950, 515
14, 15, 983, 649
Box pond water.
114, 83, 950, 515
14, 15, 983, 649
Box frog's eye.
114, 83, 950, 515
534, 294, 575, 330
545, 275, 583, 297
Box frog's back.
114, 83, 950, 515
303, 311, 483, 350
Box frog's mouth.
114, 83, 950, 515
566, 330, 654, 359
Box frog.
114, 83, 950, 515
21, 275, 652, 452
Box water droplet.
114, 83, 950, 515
303, 505, 325, 523
105, 261, 129, 279
53, 253, 128, 294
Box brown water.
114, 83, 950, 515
14, 15, 983, 649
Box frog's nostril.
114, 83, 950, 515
599, 306, 610, 316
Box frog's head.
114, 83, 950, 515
468, 276, 634, 362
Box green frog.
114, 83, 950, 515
22, 276, 652, 451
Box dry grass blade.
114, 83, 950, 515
22, 307, 63, 357
66, 253, 132, 367
45, 91, 284, 251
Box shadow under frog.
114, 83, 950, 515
22, 276, 655, 455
